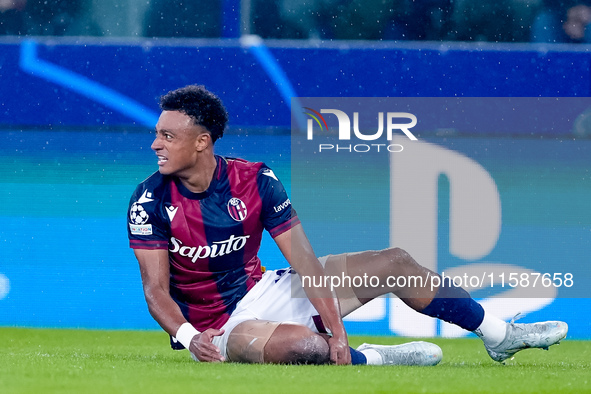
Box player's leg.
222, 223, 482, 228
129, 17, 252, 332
335, 248, 568, 362
226, 318, 441, 366
316, 253, 443, 366
226, 267, 441, 366
339, 248, 501, 349
329, 248, 438, 311
226, 320, 330, 364
337, 247, 483, 330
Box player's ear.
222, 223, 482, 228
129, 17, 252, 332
195, 131, 212, 152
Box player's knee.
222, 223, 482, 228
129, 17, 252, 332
380, 247, 412, 267
376, 247, 426, 279
287, 331, 330, 365
267, 324, 329, 365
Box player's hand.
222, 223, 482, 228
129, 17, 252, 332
328, 335, 351, 365
189, 328, 225, 362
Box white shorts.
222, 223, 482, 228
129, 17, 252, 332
211, 266, 323, 360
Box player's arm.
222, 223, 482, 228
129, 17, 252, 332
273, 224, 352, 365
134, 248, 225, 362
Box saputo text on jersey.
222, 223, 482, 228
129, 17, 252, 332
169, 235, 251, 262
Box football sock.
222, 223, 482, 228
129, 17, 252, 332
420, 277, 485, 331
356, 347, 383, 365
349, 347, 368, 365
473, 312, 508, 347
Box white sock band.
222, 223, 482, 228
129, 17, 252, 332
359, 348, 383, 365
475, 312, 508, 347
175, 322, 200, 351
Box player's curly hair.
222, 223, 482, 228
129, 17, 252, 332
159, 85, 228, 143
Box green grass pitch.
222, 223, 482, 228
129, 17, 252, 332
1, 327, 590, 393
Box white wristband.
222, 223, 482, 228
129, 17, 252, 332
175, 322, 200, 351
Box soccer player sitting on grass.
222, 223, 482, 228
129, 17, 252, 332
128, 85, 568, 366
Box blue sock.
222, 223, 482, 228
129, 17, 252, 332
421, 277, 485, 331
350, 347, 367, 365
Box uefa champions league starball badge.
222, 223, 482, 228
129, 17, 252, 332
130, 202, 150, 225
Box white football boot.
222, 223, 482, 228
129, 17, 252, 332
357, 341, 442, 366
484, 316, 568, 362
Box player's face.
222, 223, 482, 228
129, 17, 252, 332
151, 111, 208, 177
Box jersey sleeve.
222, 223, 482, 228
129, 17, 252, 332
257, 165, 301, 238
127, 182, 170, 250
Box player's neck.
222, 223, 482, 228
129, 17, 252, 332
178, 154, 218, 193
